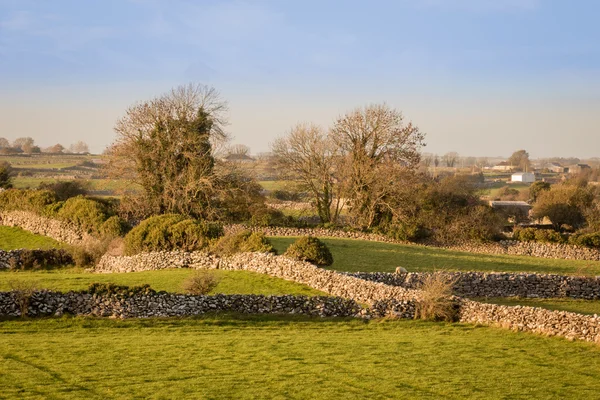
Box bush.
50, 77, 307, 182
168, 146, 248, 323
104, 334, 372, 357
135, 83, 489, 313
86, 282, 156, 296
99, 215, 130, 239
182, 270, 220, 295
270, 190, 303, 202
123, 214, 223, 255
284, 236, 333, 266
513, 227, 565, 244
7, 249, 73, 271
210, 230, 275, 257
0, 189, 57, 213
512, 227, 537, 242
56, 196, 110, 234
569, 232, 600, 248
68, 238, 114, 268
414, 274, 458, 322
38, 180, 90, 201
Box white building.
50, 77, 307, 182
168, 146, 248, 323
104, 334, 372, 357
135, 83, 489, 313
511, 172, 535, 183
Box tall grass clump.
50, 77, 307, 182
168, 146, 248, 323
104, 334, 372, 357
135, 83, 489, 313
414, 273, 458, 322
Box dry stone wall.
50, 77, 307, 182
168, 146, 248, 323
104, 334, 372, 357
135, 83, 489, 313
344, 271, 600, 300
459, 299, 600, 343
95, 251, 419, 318
0, 211, 95, 246
0, 291, 361, 318
95, 251, 600, 343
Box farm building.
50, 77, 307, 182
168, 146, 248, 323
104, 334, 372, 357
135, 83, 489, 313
511, 172, 535, 183
567, 164, 591, 174
547, 162, 567, 173
492, 161, 513, 172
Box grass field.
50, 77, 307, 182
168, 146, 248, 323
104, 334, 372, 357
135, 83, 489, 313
270, 237, 600, 275
0, 226, 63, 250
2, 316, 600, 399
11, 177, 136, 193
0, 269, 325, 296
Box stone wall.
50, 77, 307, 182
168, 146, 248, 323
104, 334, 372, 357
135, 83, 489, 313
0, 249, 73, 270
0, 291, 361, 318
0, 211, 95, 246
225, 224, 600, 262
344, 271, 600, 300
459, 299, 600, 343
95, 251, 419, 318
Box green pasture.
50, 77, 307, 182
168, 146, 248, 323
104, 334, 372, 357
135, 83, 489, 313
2, 316, 600, 399
0, 269, 324, 296
257, 180, 291, 191
11, 177, 134, 191
271, 237, 600, 275
0, 227, 63, 250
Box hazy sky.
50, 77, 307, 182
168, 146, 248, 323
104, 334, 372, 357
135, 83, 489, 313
1, 0, 599, 158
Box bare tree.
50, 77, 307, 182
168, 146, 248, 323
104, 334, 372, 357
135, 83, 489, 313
330, 104, 425, 228
272, 123, 343, 223
69, 141, 90, 154
44, 144, 65, 153
107, 83, 233, 219
13, 137, 35, 153
442, 152, 459, 168
0, 138, 9, 148
227, 144, 250, 157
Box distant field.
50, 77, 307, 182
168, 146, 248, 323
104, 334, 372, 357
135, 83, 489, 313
257, 180, 292, 191
0, 226, 63, 251
270, 237, 600, 275
0, 269, 325, 296
2, 317, 600, 399
11, 177, 137, 193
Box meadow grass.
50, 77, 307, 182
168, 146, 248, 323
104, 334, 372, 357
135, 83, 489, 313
257, 180, 291, 191
2, 316, 600, 399
0, 269, 325, 296
478, 297, 600, 316
0, 226, 63, 250
270, 237, 600, 275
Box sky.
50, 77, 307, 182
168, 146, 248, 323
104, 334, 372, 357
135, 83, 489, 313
0, 0, 599, 158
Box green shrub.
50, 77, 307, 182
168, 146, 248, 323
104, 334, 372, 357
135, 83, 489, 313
38, 180, 90, 201
210, 230, 275, 257
569, 232, 600, 248
284, 236, 333, 266
182, 270, 220, 295
123, 214, 223, 255
100, 215, 129, 238
0, 189, 57, 213
512, 227, 537, 242
56, 196, 109, 234
534, 229, 565, 243
513, 227, 565, 244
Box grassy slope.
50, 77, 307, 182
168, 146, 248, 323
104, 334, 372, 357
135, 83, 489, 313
2, 317, 600, 399
0, 269, 325, 296
270, 237, 600, 275
0, 226, 63, 250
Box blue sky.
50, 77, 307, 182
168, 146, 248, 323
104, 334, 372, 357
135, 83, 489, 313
1, 0, 599, 157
